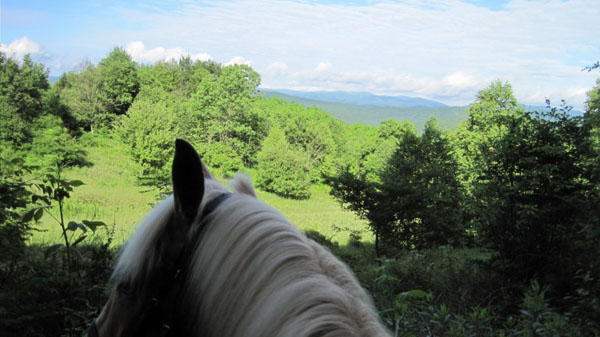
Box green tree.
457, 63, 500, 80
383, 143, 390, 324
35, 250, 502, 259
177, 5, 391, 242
328, 119, 461, 255
339, 123, 379, 176
23, 114, 90, 173
137, 57, 215, 98
259, 97, 346, 181
0, 52, 49, 143
255, 128, 312, 199
453, 80, 525, 192
115, 89, 179, 193
379, 119, 465, 249
188, 64, 266, 167
56, 62, 108, 132
474, 103, 592, 286
0, 96, 29, 145
98, 47, 139, 116
584, 78, 600, 168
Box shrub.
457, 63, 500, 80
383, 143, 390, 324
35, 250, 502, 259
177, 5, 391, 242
255, 128, 312, 199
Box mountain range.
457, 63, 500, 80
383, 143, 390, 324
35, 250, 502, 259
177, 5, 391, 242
260, 89, 584, 131
260, 89, 467, 131
266, 89, 446, 108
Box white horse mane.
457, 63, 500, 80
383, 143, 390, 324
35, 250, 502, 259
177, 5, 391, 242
112, 174, 390, 337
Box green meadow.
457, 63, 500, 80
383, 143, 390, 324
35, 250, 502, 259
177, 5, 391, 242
31, 134, 370, 246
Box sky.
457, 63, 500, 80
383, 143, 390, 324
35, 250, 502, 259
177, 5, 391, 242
1, 0, 599, 109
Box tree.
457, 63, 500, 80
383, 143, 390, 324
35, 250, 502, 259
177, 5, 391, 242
255, 128, 312, 199
0, 52, 49, 143
327, 119, 461, 255
584, 78, 600, 156
474, 102, 592, 288
453, 81, 525, 193
137, 57, 214, 98
378, 119, 465, 249
188, 64, 266, 167
98, 47, 139, 116
115, 89, 179, 193
259, 97, 347, 182
56, 62, 108, 132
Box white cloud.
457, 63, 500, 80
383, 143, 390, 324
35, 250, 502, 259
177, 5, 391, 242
225, 56, 253, 66
0, 37, 49, 60
125, 41, 211, 63
314, 62, 332, 73
265, 62, 288, 76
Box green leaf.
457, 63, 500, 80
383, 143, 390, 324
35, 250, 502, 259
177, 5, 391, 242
34, 208, 44, 221
22, 208, 37, 222
69, 180, 85, 187
82, 220, 106, 232
400, 289, 428, 299
66, 221, 86, 232
72, 235, 87, 247
44, 244, 63, 258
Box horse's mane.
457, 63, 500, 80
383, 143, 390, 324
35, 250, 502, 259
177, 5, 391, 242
111, 177, 230, 283
112, 174, 389, 337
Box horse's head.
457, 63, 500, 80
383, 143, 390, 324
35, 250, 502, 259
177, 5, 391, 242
87, 139, 227, 337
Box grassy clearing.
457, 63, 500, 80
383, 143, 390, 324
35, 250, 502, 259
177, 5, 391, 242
255, 184, 372, 244
30, 135, 370, 246
31, 135, 160, 245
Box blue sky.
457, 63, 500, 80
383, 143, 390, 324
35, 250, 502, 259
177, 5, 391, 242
1, 0, 599, 108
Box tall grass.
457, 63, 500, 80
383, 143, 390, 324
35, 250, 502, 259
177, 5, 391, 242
30, 134, 370, 246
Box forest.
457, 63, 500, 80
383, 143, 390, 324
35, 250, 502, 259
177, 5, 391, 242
1, 47, 599, 336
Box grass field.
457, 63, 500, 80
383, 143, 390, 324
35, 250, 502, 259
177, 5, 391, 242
30, 135, 370, 246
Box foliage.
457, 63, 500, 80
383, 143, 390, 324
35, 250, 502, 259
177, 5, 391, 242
197, 141, 245, 178
98, 47, 139, 116
255, 128, 312, 199
30, 167, 107, 273
137, 57, 218, 98
0, 242, 114, 337
0, 157, 37, 292
0, 52, 50, 144
0, 143, 111, 337
378, 119, 465, 250
473, 102, 593, 290
584, 78, 600, 188
0, 96, 29, 145
188, 64, 266, 167
115, 89, 179, 193
261, 98, 345, 181
328, 118, 463, 254
56, 62, 109, 132
0, 52, 49, 122
452, 80, 525, 194
23, 114, 91, 173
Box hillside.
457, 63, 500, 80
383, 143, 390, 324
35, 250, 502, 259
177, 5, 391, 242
260, 89, 468, 131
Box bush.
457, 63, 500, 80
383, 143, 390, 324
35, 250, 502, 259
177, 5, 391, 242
255, 128, 312, 199
114, 93, 178, 193
196, 141, 244, 178
0, 243, 115, 337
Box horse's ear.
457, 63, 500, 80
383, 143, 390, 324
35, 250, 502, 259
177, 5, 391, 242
172, 139, 205, 225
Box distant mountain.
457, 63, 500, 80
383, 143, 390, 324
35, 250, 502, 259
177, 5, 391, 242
260, 89, 467, 131
523, 105, 584, 116
265, 89, 446, 108
49, 76, 60, 84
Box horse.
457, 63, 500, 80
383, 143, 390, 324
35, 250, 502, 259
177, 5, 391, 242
86, 139, 391, 337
